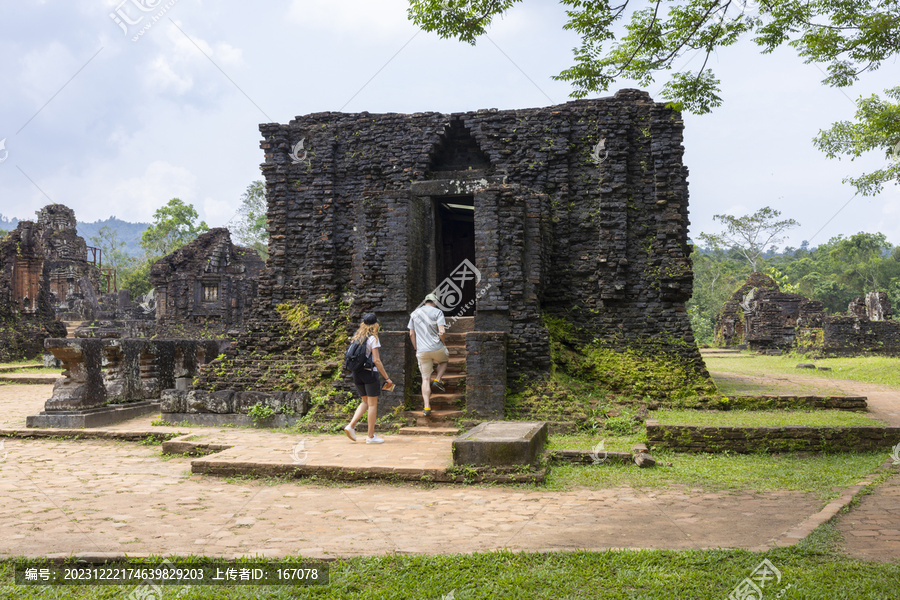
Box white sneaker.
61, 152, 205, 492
365, 435, 385, 444
343, 425, 356, 441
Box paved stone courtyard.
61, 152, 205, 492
0, 382, 897, 561
0, 436, 821, 559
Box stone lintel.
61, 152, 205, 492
410, 175, 507, 197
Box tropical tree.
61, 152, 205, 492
687, 243, 747, 344
140, 198, 209, 258
121, 198, 209, 296
408, 0, 900, 115
698, 207, 799, 272
230, 180, 268, 260
814, 86, 900, 196
90, 225, 131, 273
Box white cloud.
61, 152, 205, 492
92, 160, 198, 222
140, 22, 244, 95
287, 0, 417, 37
18, 42, 81, 105
146, 54, 194, 94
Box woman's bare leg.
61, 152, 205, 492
348, 401, 367, 429
366, 397, 378, 438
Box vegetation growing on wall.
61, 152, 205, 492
545, 314, 714, 397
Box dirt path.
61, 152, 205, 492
707, 362, 900, 561
709, 369, 900, 426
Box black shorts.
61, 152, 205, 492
353, 369, 381, 398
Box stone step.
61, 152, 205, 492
0, 373, 59, 384
411, 377, 465, 393
398, 426, 460, 436
410, 392, 465, 405
405, 409, 464, 426
446, 356, 465, 368
443, 332, 468, 345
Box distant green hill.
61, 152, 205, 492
0, 213, 149, 257
78, 217, 149, 258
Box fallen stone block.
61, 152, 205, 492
634, 453, 656, 468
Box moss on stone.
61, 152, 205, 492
542, 312, 715, 401
276, 301, 322, 333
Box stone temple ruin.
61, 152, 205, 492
183, 90, 710, 423
150, 228, 265, 338
0, 205, 86, 361
714, 272, 825, 351
715, 272, 900, 356
5, 206, 264, 427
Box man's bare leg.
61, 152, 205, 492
421, 377, 431, 411
434, 360, 448, 386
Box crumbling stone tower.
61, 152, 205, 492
0, 209, 72, 361
198, 90, 709, 415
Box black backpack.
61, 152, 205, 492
343, 340, 374, 373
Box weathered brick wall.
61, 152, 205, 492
198, 90, 706, 398
817, 316, 900, 356
690, 394, 868, 411
150, 228, 264, 338
0, 221, 67, 361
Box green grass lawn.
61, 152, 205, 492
652, 409, 887, 428
2, 528, 898, 599
703, 353, 900, 389
546, 434, 887, 499
0, 360, 58, 375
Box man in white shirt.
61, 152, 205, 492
408, 293, 450, 416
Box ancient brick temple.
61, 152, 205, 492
198, 90, 707, 416
36, 204, 101, 306
0, 207, 77, 360
150, 228, 265, 337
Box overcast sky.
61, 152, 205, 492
1, 0, 897, 248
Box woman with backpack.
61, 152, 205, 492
344, 312, 393, 444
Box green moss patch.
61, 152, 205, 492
543, 314, 715, 402
654, 409, 887, 428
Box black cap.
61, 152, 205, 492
363, 313, 378, 325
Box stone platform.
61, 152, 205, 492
182, 433, 454, 481
26, 400, 161, 428
453, 421, 548, 467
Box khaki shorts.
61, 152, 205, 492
416, 347, 450, 379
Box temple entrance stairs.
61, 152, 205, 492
399, 316, 473, 436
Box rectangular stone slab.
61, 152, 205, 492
453, 421, 548, 467
26, 400, 161, 428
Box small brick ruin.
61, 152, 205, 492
150, 228, 264, 338
810, 291, 900, 356
716, 273, 900, 355
714, 272, 824, 351
196, 89, 710, 418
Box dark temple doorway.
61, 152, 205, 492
434, 196, 476, 317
